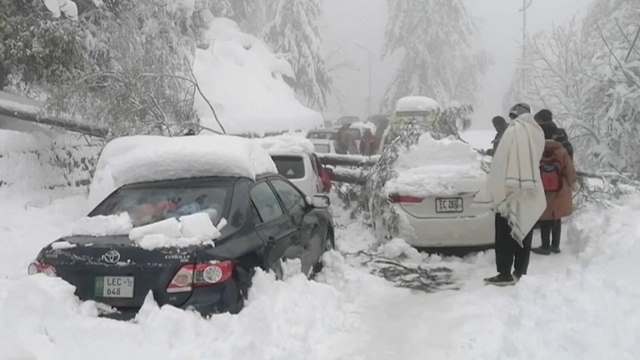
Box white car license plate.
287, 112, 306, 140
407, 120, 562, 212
95, 276, 134, 298
436, 197, 463, 213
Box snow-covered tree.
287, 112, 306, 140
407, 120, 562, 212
264, 0, 332, 110
45, 0, 200, 137
382, 0, 487, 110
0, 0, 86, 92
509, 0, 640, 177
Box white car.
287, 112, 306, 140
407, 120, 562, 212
310, 139, 336, 154
260, 135, 330, 196
384, 132, 494, 251
306, 130, 337, 154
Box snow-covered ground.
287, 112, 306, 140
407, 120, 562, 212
2, 178, 640, 359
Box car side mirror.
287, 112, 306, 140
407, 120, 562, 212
308, 195, 330, 209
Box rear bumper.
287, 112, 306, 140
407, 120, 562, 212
100, 280, 241, 320
397, 209, 494, 248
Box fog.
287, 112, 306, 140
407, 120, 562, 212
323, 0, 589, 128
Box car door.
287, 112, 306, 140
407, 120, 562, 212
269, 178, 323, 275
249, 181, 297, 274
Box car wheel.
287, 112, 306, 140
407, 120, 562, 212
310, 228, 335, 278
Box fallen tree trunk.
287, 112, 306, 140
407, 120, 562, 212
318, 153, 379, 167
0, 91, 108, 138
331, 167, 367, 185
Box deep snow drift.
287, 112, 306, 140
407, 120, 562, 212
1, 129, 639, 360
2, 183, 640, 359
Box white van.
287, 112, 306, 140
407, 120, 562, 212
259, 135, 330, 196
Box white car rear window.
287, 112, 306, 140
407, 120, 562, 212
271, 155, 305, 179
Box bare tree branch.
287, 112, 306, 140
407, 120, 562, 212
184, 60, 226, 135
597, 24, 640, 88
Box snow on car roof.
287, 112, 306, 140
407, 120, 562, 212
385, 133, 486, 197
88, 134, 277, 207
395, 96, 441, 113
259, 134, 315, 155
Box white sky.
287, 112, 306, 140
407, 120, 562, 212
322, 0, 589, 128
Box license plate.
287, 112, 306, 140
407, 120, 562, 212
435, 197, 463, 213
95, 276, 134, 298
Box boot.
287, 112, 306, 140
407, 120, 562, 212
532, 246, 551, 255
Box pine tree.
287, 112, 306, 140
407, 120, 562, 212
264, 0, 332, 110
382, 0, 486, 110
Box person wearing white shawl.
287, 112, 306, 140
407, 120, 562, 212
476, 104, 546, 286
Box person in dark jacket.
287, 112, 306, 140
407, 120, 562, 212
360, 129, 377, 155
532, 122, 577, 255
486, 116, 508, 156
335, 124, 352, 154
534, 109, 574, 158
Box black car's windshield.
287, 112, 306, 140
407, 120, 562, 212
91, 180, 232, 227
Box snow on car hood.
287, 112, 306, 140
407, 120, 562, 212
385, 133, 486, 197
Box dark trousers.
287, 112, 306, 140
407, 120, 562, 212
539, 220, 561, 249
495, 214, 533, 276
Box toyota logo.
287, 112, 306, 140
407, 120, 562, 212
101, 250, 121, 264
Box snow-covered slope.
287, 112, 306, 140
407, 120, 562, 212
194, 18, 322, 135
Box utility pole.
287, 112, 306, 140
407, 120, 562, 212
354, 42, 373, 119
519, 0, 534, 96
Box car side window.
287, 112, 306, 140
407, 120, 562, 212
271, 179, 306, 212
250, 182, 284, 223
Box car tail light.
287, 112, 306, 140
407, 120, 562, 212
27, 261, 56, 276
389, 195, 424, 204
167, 261, 234, 293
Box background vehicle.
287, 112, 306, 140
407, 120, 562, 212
306, 129, 337, 141
306, 129, 337, 154
270, 152, 330, 195
310, 138, 336, 154
261, 135, 332, 195
28, 136, 335, 319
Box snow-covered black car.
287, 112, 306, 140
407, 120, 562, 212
27, 135, 334, 319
